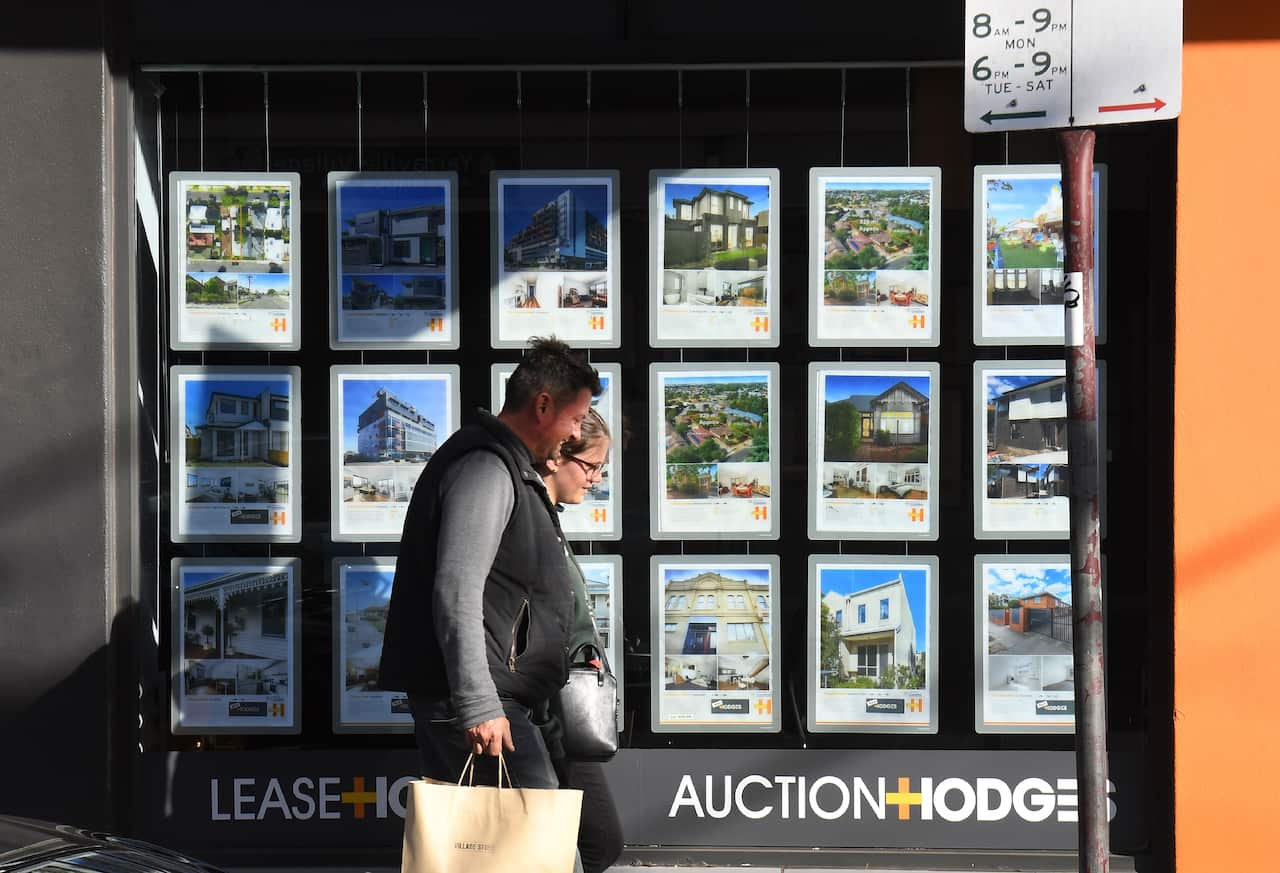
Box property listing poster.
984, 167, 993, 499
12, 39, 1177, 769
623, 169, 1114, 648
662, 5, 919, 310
650, 169, 780, 347
576, 556, 624, 730
808, 556, 938, 733
330, 365, 460, 541
974, 361, 1070, 539
973, 164, 1106, 345
169, 172, 301, 350
650, 363, 780, 540
491, 172, 621, 348
974, 556, 1077, 733
329, 173, 458, 349
333, 559, 412, 732
809, 168, 941, 346
171, 558, 299, 734
170, 367, 300, 542
809, 363, 940, 540
651, 556, 780, 732
491, 363, 621, 540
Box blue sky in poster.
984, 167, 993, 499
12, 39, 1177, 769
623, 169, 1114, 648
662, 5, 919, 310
664, 566, 771, 587
985, 564, 1071, 605
501, 183, 609, 248
338, 184, 447, 229
345, 568, 394, 614
580, 564, 613, 588
341, 377, 449, 449
820, 566, 928, 652
984, 175, 1062, 223
825, 374, 930, 403
985, 373, 1060, 403
665, 373, 767, 386
663, 182, 770, 218
185, 378, 288, 432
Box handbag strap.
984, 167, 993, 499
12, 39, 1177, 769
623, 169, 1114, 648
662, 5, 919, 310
568, 641, 612, 676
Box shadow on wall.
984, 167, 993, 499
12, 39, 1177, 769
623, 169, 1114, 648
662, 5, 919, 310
0, 600, 140, 832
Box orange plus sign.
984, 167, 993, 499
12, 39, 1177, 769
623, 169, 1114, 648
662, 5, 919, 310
341, 777, 377, 820
884, 777, 923, 821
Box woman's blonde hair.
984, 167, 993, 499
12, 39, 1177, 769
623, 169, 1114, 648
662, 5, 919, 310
559, 406, 611, 458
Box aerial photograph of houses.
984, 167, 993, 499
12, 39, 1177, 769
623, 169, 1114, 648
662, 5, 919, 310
338, 183, 448, 273
984, 372, 1070, 500
818, 566, 927, 690
185, 272, 290, 310
341, 274, 447, 313
662, 182, 770, 271
501, 182, 609, 271
823, 373, 930, 463
663, 374, 770, 465
342, 567, 393, 693
662, 565, 772, 656
184, 183, 291, 274
982, 175, 1065, 272
183, 378, 291, 474
824, 180, 930, 271
340, 377, 447, 504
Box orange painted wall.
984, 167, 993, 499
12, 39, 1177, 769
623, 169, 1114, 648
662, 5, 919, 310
1177, 7, 1280, 870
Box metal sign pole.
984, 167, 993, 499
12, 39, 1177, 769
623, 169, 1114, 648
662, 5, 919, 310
1058, 127, 1109, 873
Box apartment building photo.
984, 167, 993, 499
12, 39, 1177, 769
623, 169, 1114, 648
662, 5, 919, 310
355, 388, 437, 462
663, 570, 771, 655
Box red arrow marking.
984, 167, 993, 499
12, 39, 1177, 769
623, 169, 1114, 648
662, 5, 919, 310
1098, 97, 1167, 113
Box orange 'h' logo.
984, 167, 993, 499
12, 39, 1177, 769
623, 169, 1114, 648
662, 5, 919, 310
752, 316, 770, 333
271, 511, 286, 525
752, 506, 768, 521
909, 508, 925, 522
271, 317, 287, 332
429, 318, 443, 332
589, 316, 605, 330
910, 315, 925, 329
592, 508, 607, 523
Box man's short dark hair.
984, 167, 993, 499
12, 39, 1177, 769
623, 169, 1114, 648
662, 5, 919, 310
502, 336, 602, 413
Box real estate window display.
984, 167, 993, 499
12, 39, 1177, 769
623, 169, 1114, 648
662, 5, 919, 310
136, 64, 1168, 864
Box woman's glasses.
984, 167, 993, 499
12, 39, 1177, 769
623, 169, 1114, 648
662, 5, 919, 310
564, 454, 606, 477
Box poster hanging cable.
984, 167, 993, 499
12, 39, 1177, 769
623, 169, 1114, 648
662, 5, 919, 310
516, 71, 524, 171
839, 68, 847, 168
744, 69, 751, 168
677, 70, 684, 169
905, 67, 912, 167
585, 71, 592, 169
356, 71, 364, 172
263, 72, 271, 171
197, 71, 205, 172
422, 71, 430, 168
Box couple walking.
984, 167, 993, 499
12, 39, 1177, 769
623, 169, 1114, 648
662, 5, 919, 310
379, 337, 622, 873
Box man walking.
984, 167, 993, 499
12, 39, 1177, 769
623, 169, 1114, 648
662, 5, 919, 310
379, 337, 601, 790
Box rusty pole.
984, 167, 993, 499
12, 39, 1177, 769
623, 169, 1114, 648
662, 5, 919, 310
1059, 128, 1108, 873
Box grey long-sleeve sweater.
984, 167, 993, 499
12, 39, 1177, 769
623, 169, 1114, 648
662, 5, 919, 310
432, 450, 517, 729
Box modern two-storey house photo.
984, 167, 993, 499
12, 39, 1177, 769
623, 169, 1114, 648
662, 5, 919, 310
988, 374, 1068, 458
187, 383, 290, 467
820, 572, 922, 688
663, 185, 768, 271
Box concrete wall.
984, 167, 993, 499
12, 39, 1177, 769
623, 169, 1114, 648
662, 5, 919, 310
0, 2, 134, 829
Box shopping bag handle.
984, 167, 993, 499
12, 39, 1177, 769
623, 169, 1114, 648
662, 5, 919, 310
456, 752, 516, 789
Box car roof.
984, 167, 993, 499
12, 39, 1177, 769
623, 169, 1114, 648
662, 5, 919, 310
0, 817, 223, 873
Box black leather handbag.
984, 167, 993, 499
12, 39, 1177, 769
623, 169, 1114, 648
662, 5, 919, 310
555, 643, 619, 761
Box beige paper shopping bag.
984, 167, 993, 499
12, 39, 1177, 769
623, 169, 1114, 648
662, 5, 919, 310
401, 755, 583, 873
